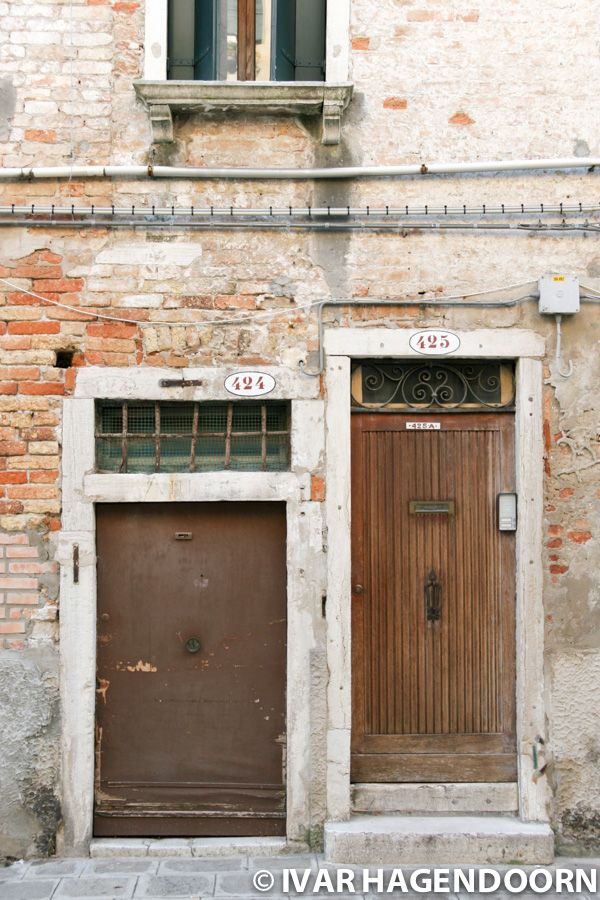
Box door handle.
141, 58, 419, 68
425, 568, 442, 622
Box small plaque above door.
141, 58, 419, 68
409, 500, 455, 515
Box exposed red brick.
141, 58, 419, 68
32, 278, 84, 293
6, 292, 46, 306
0, 384, 17, 395
352, 36, 370, 50
383, 97, 408, 109
8, 486, 58, 500
0, 441, 26, 456
0, 622, 26, 634
550, 564, 569, 575
0, 337, 31, 350
18, 383, 65, 396
0, 472, 27, 484
24, 129, 57, 143
567, 530, 592, 544
113, 0, 139, 10
0, 367, 40, 381
7, 322, 61, 335
407, 10, 437, 20
559, 487, 574, 499
548, 524, 563, 535
30, 470, 59, 484
311, 475, 326, 502
65, 368, 77, 393
37, 251, 63, 264
86, 322, 139, 339
13, 266, 63, 279
449, 111, 475, 125
546, 538, 562, 549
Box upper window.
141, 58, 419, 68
167, 0, 326, 81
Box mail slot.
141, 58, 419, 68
409, 500, 455, 515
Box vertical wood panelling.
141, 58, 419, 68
351, 413, 517, 783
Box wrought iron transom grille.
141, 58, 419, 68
351, 360, 515, 412
95, 401, 290, 473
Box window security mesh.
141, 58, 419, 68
96, 401, 290, 473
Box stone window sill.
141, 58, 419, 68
133, 80, 353, 146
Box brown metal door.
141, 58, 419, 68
95, 502, 287, 836
351, 413, 516, 782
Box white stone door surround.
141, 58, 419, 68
59, 366, 326, 854
323, 327, 551, 826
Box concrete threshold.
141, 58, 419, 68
90, 836, 308, 858
325, 815, 555, 865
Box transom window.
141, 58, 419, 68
95, 401, 290, 473
167, 0, 326, 81
351, 361, 516, 412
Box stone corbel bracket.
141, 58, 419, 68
134, 81, 353, 146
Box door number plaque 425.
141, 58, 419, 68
409, 330, 461, 355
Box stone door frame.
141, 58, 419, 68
59, 366, 325, 853
323, 327, 550, 825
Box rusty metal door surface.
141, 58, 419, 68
351, 413, 516, 782
95, 502, 287, 836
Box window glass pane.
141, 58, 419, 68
232, 403, 262, 432
266, 434, 289, 470
96, 438, 122, 472
229, 435, 263, 470
128, 404, 155, 433
100, 404, 123, 434
160, 403, 194, 433
255, 0, 272, 79
196, 434, 227, 470
127, 438, 156, 472
161, 437, 194, 472
224, 0, 238, 79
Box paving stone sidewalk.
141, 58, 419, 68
1, 854, 598, 900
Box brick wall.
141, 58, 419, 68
0, 0, 599, 859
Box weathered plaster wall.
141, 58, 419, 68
0, 0, 599, 857
0, 648, 60, 860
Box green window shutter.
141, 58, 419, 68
168, 0, 196, 79
273, 0, 326, 81
273, 0, 296, 80
167, 0, 215, 80
294, 0, 326, 80
194, 0, 216, 80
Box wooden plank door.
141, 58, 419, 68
351, 413, 516, 782
95, 502, 287, 836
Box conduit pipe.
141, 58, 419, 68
0, 157, 599, 181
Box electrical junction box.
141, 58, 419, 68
538, 273, 580, 314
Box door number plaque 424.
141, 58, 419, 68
409, 330, 461, 355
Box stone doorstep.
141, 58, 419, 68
89, 836, 307, 858
324, 815, 555, 866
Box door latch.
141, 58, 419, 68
425, 568, 442, 622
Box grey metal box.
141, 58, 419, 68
538, 274, 580, 314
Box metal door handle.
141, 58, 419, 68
185, 637, 201, 653
425, 568, 442, 622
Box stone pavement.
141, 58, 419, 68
0, 854, 598, 900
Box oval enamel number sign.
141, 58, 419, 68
224, 371, 276, 397
409, 330, 460, 355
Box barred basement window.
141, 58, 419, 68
95, 401, 290, 473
